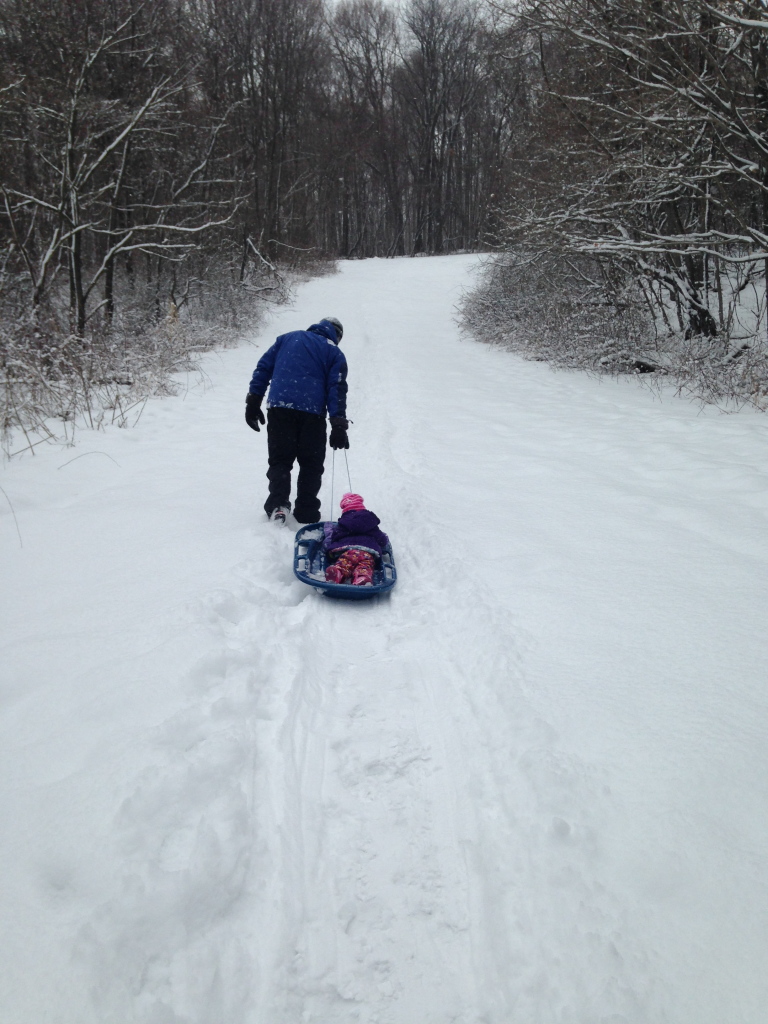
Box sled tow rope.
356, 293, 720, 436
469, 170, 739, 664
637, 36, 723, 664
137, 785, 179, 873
328, 442, 354, 521
344, 450, 353, 492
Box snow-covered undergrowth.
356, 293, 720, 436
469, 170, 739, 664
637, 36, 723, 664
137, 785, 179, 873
0, 258, 302, 456
2, 255, 768, 1023
462, 251, 768, 406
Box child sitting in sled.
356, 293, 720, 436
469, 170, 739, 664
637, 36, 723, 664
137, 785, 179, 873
324, 493, 389, 586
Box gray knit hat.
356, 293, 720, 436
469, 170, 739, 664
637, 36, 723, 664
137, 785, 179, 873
322, 316, 343, 343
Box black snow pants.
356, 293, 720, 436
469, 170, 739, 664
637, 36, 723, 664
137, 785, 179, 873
265, 407, 327, 523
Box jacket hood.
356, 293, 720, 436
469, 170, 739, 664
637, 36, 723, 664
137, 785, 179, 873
308, 321, 340, 345
338, 509, 380, 530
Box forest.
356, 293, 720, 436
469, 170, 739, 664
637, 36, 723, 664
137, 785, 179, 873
3, 0, 768, 444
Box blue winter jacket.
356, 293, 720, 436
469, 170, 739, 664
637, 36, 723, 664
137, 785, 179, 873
248, 321, 348, 418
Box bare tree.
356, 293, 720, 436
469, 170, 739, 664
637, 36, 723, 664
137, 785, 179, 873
499, 0, 768, 340
458, 0, 768, 403
0, 0, 240, 334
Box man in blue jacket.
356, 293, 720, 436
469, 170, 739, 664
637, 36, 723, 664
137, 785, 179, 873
245, 317, 348, 524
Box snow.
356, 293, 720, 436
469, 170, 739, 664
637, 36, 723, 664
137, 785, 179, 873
2, 254, 768, 1024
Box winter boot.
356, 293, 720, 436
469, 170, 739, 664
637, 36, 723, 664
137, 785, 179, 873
293, 505, 321, 525
325, 561, 346, 584
351, 554, 375, 586
269, 506, 290, 526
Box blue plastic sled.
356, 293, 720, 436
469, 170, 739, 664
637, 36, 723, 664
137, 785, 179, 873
293, 523, 397, 600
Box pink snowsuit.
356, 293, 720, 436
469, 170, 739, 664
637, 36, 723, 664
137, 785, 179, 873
325, 548, 375, 586
324, 493, 388, 587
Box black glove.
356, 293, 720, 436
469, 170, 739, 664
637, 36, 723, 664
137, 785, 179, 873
245, 393, 266, 432
329, 416, 349, 450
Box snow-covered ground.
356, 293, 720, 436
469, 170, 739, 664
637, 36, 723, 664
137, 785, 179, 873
2, 255, 768, 1024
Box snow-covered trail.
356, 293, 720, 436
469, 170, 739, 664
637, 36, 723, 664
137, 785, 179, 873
2, 255, 768, 1024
